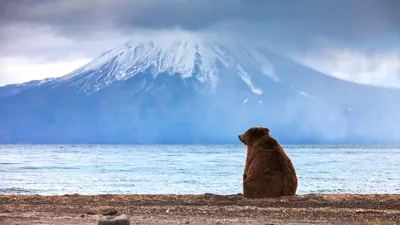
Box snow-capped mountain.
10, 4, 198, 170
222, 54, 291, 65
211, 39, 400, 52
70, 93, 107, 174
1, 37, 400, 144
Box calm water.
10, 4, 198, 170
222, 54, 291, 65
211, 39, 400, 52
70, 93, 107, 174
0, 145, 399, 195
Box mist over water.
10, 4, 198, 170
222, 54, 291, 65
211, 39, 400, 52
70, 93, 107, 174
1, 144, 399, 195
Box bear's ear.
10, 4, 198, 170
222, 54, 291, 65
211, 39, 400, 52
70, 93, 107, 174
246, 127, 268, 143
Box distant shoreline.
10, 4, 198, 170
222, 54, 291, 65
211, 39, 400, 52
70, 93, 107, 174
1, 193, 399, 224
1, 144, 400, 146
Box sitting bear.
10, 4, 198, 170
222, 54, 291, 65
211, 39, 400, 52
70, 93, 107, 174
238, 126, 298, 198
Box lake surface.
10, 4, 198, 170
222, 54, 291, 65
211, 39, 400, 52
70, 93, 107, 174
0, 145, 399, 195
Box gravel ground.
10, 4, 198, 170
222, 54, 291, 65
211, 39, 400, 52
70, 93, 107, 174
0, 193, 399, 224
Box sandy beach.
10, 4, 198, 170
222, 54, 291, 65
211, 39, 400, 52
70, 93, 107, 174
0, 193, 399, 224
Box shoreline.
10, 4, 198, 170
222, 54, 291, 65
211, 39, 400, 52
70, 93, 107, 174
1, 193, 399, 224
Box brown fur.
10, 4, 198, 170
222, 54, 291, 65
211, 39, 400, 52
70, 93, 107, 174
238, 126, 298, 198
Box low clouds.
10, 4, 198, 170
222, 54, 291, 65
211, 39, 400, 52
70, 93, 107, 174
296, 48, 400, 88
0, 0, 399, 85
0, 57, 90, 85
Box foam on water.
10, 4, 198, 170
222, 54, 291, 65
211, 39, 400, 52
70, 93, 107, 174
0, 145, 399, 195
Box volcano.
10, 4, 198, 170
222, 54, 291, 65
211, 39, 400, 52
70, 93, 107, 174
1, 36, 400, 144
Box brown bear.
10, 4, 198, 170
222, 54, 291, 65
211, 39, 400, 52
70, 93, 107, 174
238, 126, 298, 198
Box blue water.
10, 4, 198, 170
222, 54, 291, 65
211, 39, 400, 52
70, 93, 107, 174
0, 145, 399, 195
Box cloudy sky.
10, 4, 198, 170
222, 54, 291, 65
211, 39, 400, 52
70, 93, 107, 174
0, 0, 399, 87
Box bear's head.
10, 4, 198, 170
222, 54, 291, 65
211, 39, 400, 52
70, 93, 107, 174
238, 126, 270, 145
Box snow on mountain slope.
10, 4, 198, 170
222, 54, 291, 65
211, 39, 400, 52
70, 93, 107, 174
0, 78, 56, 97
51, 37, 272, 95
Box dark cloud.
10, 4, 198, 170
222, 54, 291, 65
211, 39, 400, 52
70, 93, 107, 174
1, 0, 399, 40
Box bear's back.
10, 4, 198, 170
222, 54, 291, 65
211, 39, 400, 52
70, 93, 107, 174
249, 136, 290, 174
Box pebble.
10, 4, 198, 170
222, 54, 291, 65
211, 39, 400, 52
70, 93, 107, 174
98, 214, 130, 225
88, 206, 118, 215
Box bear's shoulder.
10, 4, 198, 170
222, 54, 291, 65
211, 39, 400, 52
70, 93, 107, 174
257, 135, 280, 148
